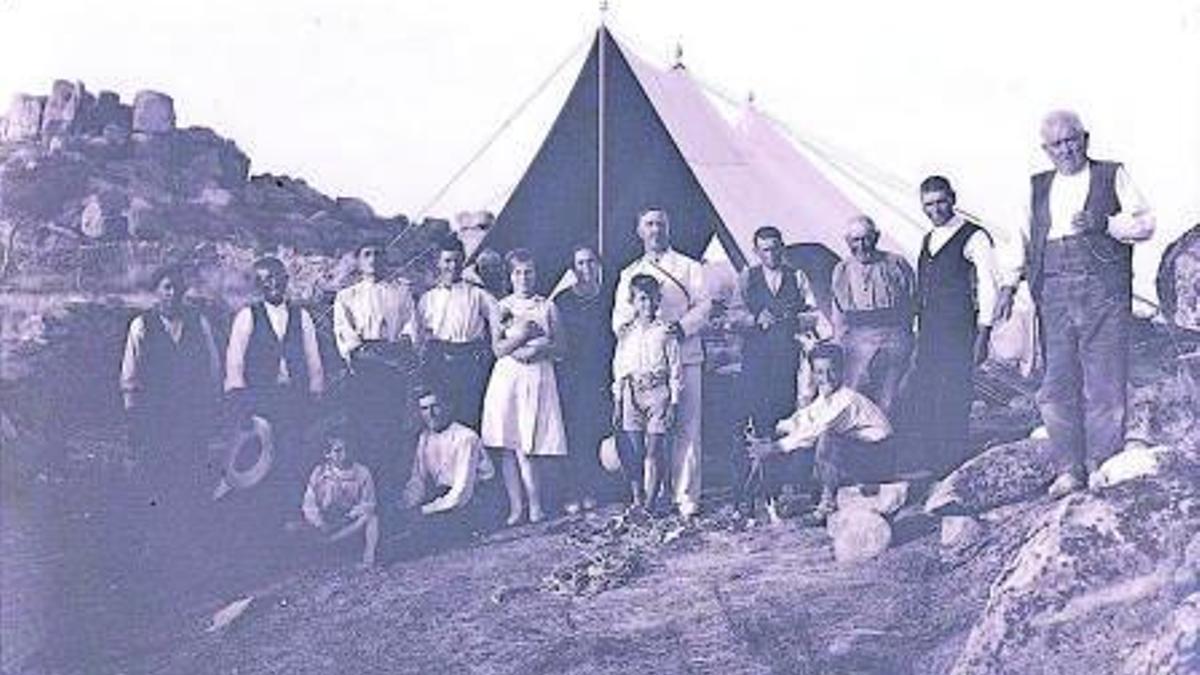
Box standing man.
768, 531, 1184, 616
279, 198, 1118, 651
553, 245, 615, 513
612, 208, 711, 517
417, 237, 500, 431
906, 176, 1002, 478
733, 225, 826, 433
225, 256, 326, 514
120, 265, 221, 517
333, 241, 419, 495
996, 110, 1154, 497
830, 215, 916, 414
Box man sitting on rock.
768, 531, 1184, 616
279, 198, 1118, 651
298, 433, 380, 569
745, 343, 894, 523
400, 387, 496, 531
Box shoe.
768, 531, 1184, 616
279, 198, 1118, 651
764, 500, 783, 526
563, 501, 582, 516
1047, 472, 1082, 499
581, 496, 598, 511
677, 500, 699, 519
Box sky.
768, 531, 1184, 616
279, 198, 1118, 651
1, 0, 1198, 295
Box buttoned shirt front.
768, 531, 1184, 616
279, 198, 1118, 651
417, 281, 498, 344
332, 278, 417, 361
612, 249, 709, 365
612, 319, 683, 403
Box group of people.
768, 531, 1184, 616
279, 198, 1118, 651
118, 108, 1154, 567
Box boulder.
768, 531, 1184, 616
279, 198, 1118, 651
132, 90, 175, 133
1156, 224, 1200, 331
836, 482, 908, 516
335, 197, 375, 221
40, 80, 93, 137
91, 91, 132, 133
827, 506, 892, 563
3, 94, 46, 142
940, 514, 985, 549
126, 199, 166, 240
950, 443, 1200, 675
79, 193, 130, 239
101, 123, 131, 147
924, 438, 1058, 516
1121, 593, 1199, 675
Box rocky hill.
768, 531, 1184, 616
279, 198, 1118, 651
0, 80, 452, 475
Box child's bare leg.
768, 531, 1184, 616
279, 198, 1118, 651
644, 432, 669, 508
500, 451, 524, 525
362, 514, 379, 566
623, 432, 646, 508
516, 451, 543, 522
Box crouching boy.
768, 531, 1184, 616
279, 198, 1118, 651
299, 434, 380, 568
611, 274, 682, 514
745, 343, 894, 523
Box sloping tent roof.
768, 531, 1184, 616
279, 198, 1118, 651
478, 27, 914, 293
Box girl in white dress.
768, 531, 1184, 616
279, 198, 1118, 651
480, 249, 568, 524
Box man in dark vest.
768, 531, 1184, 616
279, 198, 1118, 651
225, 256, 326, 515
995, 110, 1155, 498
730, 226, 828, 516
905, 176, 1002, 478
120, 264, 221, 518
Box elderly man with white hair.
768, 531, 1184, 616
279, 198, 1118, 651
830, 215, 916, 414
995, 110, 1155, 498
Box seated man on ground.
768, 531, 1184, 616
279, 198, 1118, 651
298, 434, 380, 568
745, 343, 894, 524
400, 387, 496, 528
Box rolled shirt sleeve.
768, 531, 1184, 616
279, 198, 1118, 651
223, 307, 253, 392
421, 438, 482, 514
119, 314, 147, 396
299, 308, 325, 395
963, 230, 1001, 327
1107, 166, 1155, 242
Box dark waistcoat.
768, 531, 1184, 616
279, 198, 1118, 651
244, 302, 310, 391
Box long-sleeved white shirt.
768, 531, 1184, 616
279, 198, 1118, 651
403, 422, 495, 514
332, 278, 418, 361
612, 249, 710, 366
417, 281, 499, 344
611, 319, 683, 403
729, 264, 832, 339
224, 302, 324, 394
301, 461, 376, 527
774, 386, 892, 452
1003, 163, 1155, 287
924, 215, 1002, 328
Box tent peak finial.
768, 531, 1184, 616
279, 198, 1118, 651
600, 0, 609, 19
747, 91, 756, 106
673, 42, 685, 70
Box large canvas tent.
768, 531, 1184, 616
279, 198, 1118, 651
476, 26, 923, 294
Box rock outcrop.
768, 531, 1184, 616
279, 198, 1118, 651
2, 94, 46, 142
1157, 224, 1200, 332
949, 439, 1200, 674
924, 438, 1059, 517
131, 90, 175, 133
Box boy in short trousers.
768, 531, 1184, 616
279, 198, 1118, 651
612, 274, 682, 513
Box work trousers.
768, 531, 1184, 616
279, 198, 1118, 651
842, 326, 913, 414
1036, 273, 1130, 478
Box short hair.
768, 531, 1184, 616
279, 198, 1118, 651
149, 264, 187, 291
436, 237, 465, 257
474, 248, 503, 268
919, 175, 955, 196
808, 342, 845, 371
637, 207, 669, 225
356, 239, 388, 256
252, 256, 287, 278
571, 244, 598, 260
1041, 109, 1086, 139
629, 273, 662, 300
753, 226, 784, 245
505, 248, 535, 271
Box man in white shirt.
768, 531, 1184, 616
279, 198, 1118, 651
747, 343, 893, 523
994, 110, 1155, 498
402, 387, 495, 516
333, 241, 419, 494
903, 175, 1003, 479
612, 208, 713, 517
225, 256, 326, 516
417, 237, 500, 430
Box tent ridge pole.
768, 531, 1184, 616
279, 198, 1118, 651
597, 23, 606, 259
